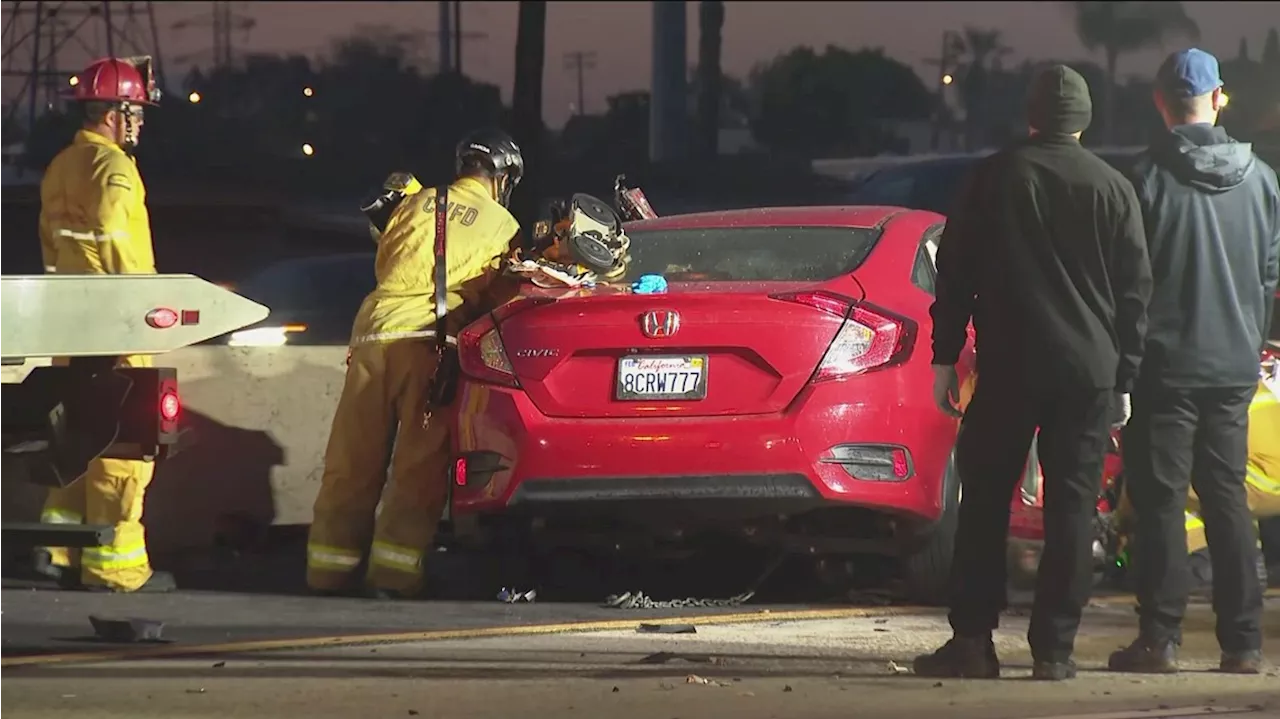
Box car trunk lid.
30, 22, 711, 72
497, 284, 844, 418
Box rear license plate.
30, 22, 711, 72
615, 354, 708, 401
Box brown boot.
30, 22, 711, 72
912, 636, 1001, 679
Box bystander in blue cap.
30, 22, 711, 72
1156, 48, 1223, 98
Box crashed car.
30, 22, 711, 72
446, 183, 972, 603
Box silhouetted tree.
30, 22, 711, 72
1263, 28, 1280, 68
748, 45, 932, 157
1066, 1, 1200, 144
956, 27, 1013, 150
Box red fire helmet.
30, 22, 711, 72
70, 56, 161, 106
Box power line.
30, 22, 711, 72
563, 50, 597, 115
169, 1, 255, 69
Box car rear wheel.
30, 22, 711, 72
900, 450, 959, 605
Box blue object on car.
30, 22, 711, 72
632, 274, 668, 294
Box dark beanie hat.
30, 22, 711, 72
1026, 64, 1093, 135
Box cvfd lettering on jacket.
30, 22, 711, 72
349, 175, 519, 346
431, 200, 479, 226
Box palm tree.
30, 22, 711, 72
696, 1, 725, 159
1066, 1, 1200, 144
956, 27, 1012, 150
510, 0, 547, 230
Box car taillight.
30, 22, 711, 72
458, 297, 555, 388
452, 456, 468, 486
771, 290, 915, 382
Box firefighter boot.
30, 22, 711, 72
86, 570, 177, 594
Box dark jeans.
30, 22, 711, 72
948, 371, 1112, 664
1123, 384, 1263, 652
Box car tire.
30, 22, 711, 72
901, 450, 959, 605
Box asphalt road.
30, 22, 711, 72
0, 542, 892, 658
2, 597, 1277, 719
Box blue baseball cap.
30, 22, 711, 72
1156, 48, 1223, 98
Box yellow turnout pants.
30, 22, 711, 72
306, 340, 451, 594
41, 354, 156, 592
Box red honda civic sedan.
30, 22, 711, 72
447, 206, 975, 602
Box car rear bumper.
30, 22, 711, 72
449, 377, 954, 524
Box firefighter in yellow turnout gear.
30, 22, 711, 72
33, 56, 175, 593
306, 129, 525, 598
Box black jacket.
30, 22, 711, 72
931, 135, 1153, 392
1127, 124, 1280, 388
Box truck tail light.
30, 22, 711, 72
158, 377, 180, 433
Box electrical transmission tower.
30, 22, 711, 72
169, 1, 255, 69
2, 1, 166, 131
563, 50, 596, 116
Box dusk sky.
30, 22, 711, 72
16, 1, 1280, 127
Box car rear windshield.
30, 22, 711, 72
621, 226, 882, 283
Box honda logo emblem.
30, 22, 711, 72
640, 310, 680, 338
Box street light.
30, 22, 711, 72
188, 91, 202, 104
303, 86, 314, 97
942, 74, 954, 86
301, 143, 315, 157
68, 75, 79, 86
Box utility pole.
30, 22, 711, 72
925, 30, 963, 152
433, 1, 484, 75
438, 0, 452, 73
650, 0, 687, 162
563, 50, 597, 115
452, 0, 462, 74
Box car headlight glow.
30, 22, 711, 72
227, 324, 307, 348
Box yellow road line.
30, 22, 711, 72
1032, 707, 1264, 719
2, 605, 932, 669
1089, 587, 1280, 607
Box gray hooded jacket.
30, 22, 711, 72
1127, 123, 1280, 387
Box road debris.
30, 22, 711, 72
88, 616, 165, 643
685, 674, 726, 687
496, 588, 537, 603
637, 623, 697, 634
604, 590, 755, 609
888, 660, 910, 675
638, 651, 718, 665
